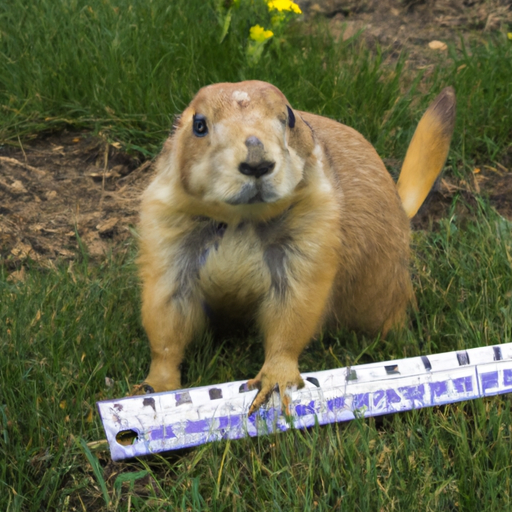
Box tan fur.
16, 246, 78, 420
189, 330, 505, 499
137, 81, 456, 413
398, 87, 456, 218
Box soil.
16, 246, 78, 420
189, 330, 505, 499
309, 0, 512, 70
0, 132, 153, 270
1, 0, 511, 272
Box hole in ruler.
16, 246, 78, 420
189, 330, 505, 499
209, 388, 223, 400
175, 391, 192, 406
385, 365, 400, 375
493, 346, 503, 361
457, 351, 470, 366
421, 356, 432, 371
116, 429, 139, 446
306, 377, 320, 387
143, 397, 156, 411
346, 370, 357, 381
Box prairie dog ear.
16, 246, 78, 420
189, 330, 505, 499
286, 108, 315, 159
286, 105, 296, 128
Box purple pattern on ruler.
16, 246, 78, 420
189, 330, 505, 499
97, 344, 512, 460
481, 371, 499, 392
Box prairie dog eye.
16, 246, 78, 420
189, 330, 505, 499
193, 114, 208, 137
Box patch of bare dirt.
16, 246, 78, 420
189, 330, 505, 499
411, 169, 512, 230
0, 132, 154, 269
307, 0, 512, 70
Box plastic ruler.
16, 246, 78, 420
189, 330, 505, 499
97, 343, 512, 461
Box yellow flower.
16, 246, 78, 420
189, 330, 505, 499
266, 0, 302, 14
249, 24, 274, 43
508, 32, 512, 40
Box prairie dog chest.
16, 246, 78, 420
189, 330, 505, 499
181, 219, 272, 306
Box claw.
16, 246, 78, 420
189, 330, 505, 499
247, 381, 297, 416
281, 392, 292, 417
132, 382, 155, 395
247, 384, 277, 416
246, 362, 304, 416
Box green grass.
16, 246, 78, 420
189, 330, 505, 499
2, 203, 512, 510
1, 0, 511, 164
2, 0, 512, 510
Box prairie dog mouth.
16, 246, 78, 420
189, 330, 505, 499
248, 191, 264, 204
226, 182, 277, 205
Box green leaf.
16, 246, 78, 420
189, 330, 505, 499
219, 8, 232, 44
114, 470, 150, 496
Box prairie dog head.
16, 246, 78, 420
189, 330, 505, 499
171, 81, 316, 211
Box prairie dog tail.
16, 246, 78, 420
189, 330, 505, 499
397, 87, 456, 218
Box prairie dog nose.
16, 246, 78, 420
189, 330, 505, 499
245, 136, 265, 163
239, 136, 275, 178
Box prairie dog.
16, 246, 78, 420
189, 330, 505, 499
138, 81, 456, 414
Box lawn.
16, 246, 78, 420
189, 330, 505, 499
1, 0, 512, 510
